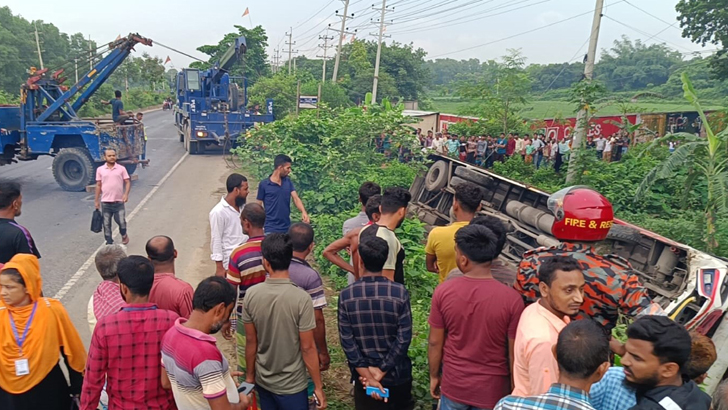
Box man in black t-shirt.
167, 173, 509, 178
357, 187, 411, 285
0, 182, 40, 264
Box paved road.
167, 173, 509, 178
4, 109, 186, 295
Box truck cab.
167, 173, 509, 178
173, 36, 274, 154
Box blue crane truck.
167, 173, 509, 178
174, 36, 274, 154
0, 33, 152, 191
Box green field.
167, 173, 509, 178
429, 98, 724, 119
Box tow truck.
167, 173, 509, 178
0, 34, 152, 191
410, 153, 728, 394
173, 36, 274, 154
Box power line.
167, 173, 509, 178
293, 0, 337, 30
602, 15, 694, 52
389, 0, 551, 35
429, 1, 624, 59
623, 0, 681, 29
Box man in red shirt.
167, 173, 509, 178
80, 256, 179, 410
429, 224, 525, 410
506, 133, 516, 158
146, 235, 194, 318
94, 149, 131, 245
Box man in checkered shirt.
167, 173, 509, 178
495, 320, 610, 410
80, 256, 179, 410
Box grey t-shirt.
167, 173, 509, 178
343, 211, 369, 236
241, 278, 316, 394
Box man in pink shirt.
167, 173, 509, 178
146, 235, 194, 318
512, 256, 585, 397
95, 148, 131, 245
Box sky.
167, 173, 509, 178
3, 0, 712, 70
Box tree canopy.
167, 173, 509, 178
676, 0, 728, 78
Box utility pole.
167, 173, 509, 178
566, 0, 604, 184
74, 58, 79, 83
331, 0, 352, 82
317, 34, 335, 82
371, 0, 391, 105
286, 28, 296, 75
34, 22, 44, 70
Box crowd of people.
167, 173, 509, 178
414, 128, 637, 172
0, 151, 726, 410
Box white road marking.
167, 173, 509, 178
52, 153, 189, 300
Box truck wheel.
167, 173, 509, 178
425, 160, 448, 191
179, 130, 184, 143
184, 124, 191, 152
52, 147, 96, 192
189, 141, 201, 155
454, 166, 493, 188
124, 164, 137, 175
606, 224, 642, 246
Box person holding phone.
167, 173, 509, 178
161, 276, 251, 410
338, 236, 414, 410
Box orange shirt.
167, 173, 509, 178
512, 301, 570, 397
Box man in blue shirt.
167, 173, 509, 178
103, 90, 131, 124
496, 133, 507, 162
257, 154, 309, 234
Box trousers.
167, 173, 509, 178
101, 202, 127, 244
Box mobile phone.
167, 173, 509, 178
366, 386, 390, 398
237, 382, 255, 395
313, 392, 321, 406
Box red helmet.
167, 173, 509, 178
547, 186, 614, 242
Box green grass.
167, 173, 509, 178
429, 97, 725, 119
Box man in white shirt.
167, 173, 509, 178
210, 173, 249, 277
603, 137, 613, 162
433, 132, 446, 155
594, 135, 607, 160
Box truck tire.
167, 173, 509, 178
606, 224, 642, 245
124, 164, 137, 175
454, 166, 493, 188
189, 141, 202, 155
425, 160, 448, 192
52, 147, 96, 192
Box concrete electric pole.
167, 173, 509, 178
286, 28, 296, 75
34, 22, 44, 70
331, 0, 352, 83
318, 34, 335, 82
566, 0, 604, 184
371, 0, 391, 105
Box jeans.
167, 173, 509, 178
101, 202, 127, 244
440, 395, 491, 410
257, 385, 308, 410
534, 152, 543, 169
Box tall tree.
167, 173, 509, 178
458, 49, 531, 134
596, 36, 683, 91
676, 0, 728, 79
191, 25, 271, 85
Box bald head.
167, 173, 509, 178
241, 203, 265, 228
146, 235, 176, 265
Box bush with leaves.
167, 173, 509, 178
236, 104, 439, 408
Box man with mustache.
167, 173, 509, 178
210, 173, 249, 277
512, 256, 585, 397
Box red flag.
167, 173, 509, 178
350, 35, 356, 43
242, 7, 250, 17
164, 56, 171, 65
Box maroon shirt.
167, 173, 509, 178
149, 273, 194, 319
506, 138, 516, 156
429, 276, 524, 409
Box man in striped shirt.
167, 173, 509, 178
226, 203, 267, 373
495, 320, 610, 410
161, 276, 250, 410
288, 223, 329, 372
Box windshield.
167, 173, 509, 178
186, 70, 200, 91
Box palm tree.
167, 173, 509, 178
635, 73, 728, 252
